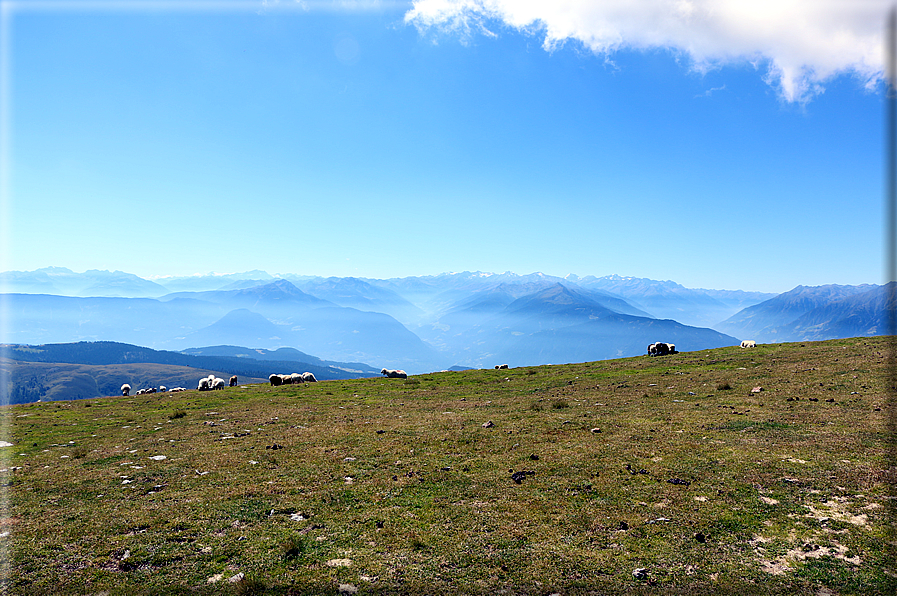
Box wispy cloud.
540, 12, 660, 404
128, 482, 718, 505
696, 84, 726, 98
404, 0, 889, 103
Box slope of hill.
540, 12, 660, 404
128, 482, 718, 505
0, 267, 170, 297
568, 274, 775, 327
715, 284, 881, 342
0, 341, 382, 403
5, 337, 892, 594
0, 359, 269, 403
423, 283, 739, 367
289, 276, 425, 325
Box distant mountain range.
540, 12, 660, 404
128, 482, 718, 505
715, 283, 892, 342
0, 268, 886, 383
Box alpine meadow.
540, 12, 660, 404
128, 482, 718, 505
2, 0, 896, 594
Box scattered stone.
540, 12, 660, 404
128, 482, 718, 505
590, 427, 602, 434
0, 442, 13, 448
687, 392, 696, 396
618, 521, 629, 531
338, 584, 358, 594
290, 513, 307, 521
266, 443, 283, 450
376, 430, 385, 434
825, 398, 835, 403
228, 572, 245, 584
694, 532, 707, 543
376, 520, 384, 529
667, 478, 690, 486
510, 470, 535, 484
343, 457, 356, 462
633, 568, 649, 580
326, 558, 353, 567
148, 455, 167, 461
809, 398, 819, 402
482, 421, 494, 428
207, 573, 224, 584
529, 454, 539, 461
440, 467, 451, 471
751, 386, 762, 393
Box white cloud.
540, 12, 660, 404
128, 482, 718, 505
404, 0, 890, 102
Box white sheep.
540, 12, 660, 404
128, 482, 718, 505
301, 372, 317, 383
198, 378, 210, 391
121, 384, 131, 396
494, 364, 509, 370
269, 374, 283, 386
381, 368, 408, 379
211, 378, 226, 390
290, 373, 303, 384
159, 385, 167, 392
740, 340, 757, 348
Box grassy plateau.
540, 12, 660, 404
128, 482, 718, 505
2, 337, 895, 595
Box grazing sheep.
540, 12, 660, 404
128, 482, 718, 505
169, 387, 187, 392
121, 384, 131, 396
290, 373, 303, 385
211, 378, 226, 390
269, 374, 283, 386
649, 342, 677, 356
494, 364, 509, 370
159, 385, 166, 392
301, 372, 317, 383
229, 375, 238, 387
198, 378, 210, 391
381, 368, 408, 379
740, 340, 757, 348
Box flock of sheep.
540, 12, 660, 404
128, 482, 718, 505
120, 341, 762, 397
268, 372, 318, 385
120, 384, 188, 397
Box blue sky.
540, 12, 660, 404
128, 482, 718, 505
1, 0, 889, 293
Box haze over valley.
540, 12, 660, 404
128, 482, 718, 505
1, 267, 890, 402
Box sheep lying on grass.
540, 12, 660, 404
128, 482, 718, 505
648, 342, 677, 356
381, 368, 408, 379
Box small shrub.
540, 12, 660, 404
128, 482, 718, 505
552, 399, 569, 409
169, 409, 186, 419
234, 575, 267, 596
529, 401, 544, 412
403, 378, 420, 386
716, 380, 733, 391
72, 446, 88, 459
280, 535, 305, 560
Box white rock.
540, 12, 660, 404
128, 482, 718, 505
148, 455, 167, 461
338, 584, 358, 594
228, 572, 244, 583
326, 558, 352, 567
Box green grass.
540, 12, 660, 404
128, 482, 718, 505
2, 337, 895, 595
